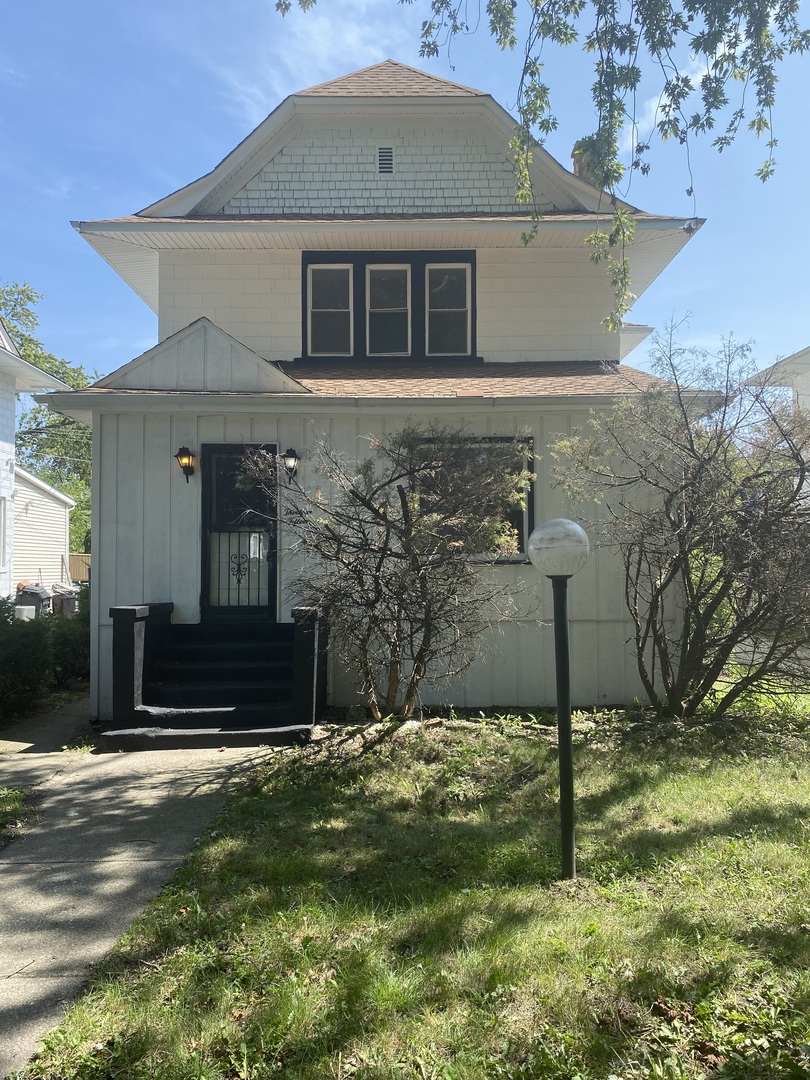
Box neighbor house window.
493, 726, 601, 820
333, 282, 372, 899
303, 251, 475, 360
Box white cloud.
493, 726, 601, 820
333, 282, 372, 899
0, 52, 25, 86
173, 0, 423, 129
619, 55, 707, 155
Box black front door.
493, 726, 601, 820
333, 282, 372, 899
201, 444, 277, 622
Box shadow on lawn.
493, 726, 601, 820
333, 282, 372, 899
71, 720, 810, 1078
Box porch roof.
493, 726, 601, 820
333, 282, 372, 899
42, 362, 669, 423
278, 359, 665, 397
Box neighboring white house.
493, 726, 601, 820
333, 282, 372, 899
42, 61, 704, 744
12, 465, 74, 591
756, 346, 810, 411
0, 318, 67, 599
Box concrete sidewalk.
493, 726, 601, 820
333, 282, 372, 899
0, 698, 282, 1078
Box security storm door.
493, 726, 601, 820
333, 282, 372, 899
202, 444, 277, 621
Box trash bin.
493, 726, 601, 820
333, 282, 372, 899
52, 593, 78, 617
15, 585, 51, 616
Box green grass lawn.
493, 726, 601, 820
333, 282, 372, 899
17, 710, 810, 1080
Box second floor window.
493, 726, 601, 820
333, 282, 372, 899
304, 251, 475, 360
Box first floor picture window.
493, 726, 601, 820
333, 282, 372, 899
303, 250, 475, 360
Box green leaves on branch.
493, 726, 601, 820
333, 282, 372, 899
276, 0, 807, 327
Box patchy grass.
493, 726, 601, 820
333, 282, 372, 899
16, 711, 810, 1080
0, 785, 40, 849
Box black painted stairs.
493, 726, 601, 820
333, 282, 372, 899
98, 622, 312, 751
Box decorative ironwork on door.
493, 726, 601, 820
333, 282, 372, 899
202, 445, 277, 619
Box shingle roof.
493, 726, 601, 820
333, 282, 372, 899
63, 361, 667, 402
281, 360, 665, 398
297, 59, 485, 98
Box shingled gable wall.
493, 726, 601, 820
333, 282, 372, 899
222, 122, 554, 217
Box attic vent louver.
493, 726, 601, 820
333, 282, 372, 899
378, 147, 394, 174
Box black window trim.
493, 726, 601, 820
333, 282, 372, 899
302, 250, 477, 361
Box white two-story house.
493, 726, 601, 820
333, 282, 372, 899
43, 61, 701, 748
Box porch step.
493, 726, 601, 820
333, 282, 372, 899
152, 658, 293, 681
159, 641, 294, 664
97, 724, 311, 752
143, 679, 294, 708
169, 622, 294, 643
135, 701, 297, 727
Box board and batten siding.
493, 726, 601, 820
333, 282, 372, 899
157, 247, 621, 364
12, 470, 73, 590
90, 403, 643, 722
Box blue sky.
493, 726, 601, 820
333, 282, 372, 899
2, 0, 807, 377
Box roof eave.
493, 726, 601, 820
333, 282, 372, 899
72, 214, 701, 312
0, 348, 69, 393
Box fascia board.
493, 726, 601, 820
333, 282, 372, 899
36, 389, 669, 417
74, 214, 697, 242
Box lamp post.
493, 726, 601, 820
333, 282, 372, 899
527, 518, 590, 880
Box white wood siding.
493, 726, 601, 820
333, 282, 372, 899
12, 473, 72, 589
90, 403, 643, 722
158, 247, 621, 363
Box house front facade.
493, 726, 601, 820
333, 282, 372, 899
44, 61, 701, 746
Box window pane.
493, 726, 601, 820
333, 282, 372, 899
428, 267, 467, 310
311, 268, 350, 311
428, 310, 468, 355
311, 311, 351, 355
369, 268, 408, 310
369, 311, 409, 355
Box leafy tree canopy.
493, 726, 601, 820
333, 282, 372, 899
1, 282, 93, 552
279, 0, 808, 186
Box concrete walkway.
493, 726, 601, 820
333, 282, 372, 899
0, 698, 282, 1078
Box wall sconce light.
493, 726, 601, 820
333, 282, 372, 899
282, 447, 299, 484
174, 446, 195, 482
